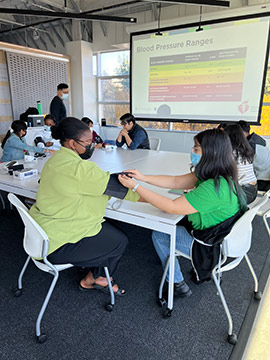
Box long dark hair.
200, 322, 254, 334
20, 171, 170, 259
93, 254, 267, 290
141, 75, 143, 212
51, 117, 89, 146
224, 124, 254, 163
81, 117, 93, 126
194, 128, 246, 212
1, 120, 27, 149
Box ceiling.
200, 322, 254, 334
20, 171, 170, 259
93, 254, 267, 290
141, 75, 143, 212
0, 0, 268, 51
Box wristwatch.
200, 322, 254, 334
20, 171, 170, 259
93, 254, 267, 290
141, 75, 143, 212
132, 184, 140, 192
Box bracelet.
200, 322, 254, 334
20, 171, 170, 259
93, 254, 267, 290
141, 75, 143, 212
132, 183, 140, 193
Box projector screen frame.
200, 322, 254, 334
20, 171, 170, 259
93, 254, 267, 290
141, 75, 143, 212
130, 11, 270, 125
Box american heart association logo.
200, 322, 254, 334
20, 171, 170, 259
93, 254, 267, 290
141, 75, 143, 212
238, 101, 249, 114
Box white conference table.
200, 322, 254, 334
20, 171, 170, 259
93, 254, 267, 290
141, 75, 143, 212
0, 147, 191, 313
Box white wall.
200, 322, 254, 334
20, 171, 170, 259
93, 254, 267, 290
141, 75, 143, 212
66, 40, 96, 121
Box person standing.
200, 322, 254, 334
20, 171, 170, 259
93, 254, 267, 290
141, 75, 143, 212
116, 113, 150, 150
50, 83, 69, 125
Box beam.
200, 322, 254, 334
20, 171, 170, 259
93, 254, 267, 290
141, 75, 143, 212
0, 8, 137, 23
48, 23, 65, 47
143, 0, 230, 7
39, 24, 56, 47
60, 23, 72, 41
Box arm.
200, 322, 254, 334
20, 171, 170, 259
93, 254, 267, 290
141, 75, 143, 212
118, 175, 197, 215
50, 98, 60, 123
116, 131, 126, 147
123, 169, 197, 190
128, 129, 146, 150
11, 136, 45, 154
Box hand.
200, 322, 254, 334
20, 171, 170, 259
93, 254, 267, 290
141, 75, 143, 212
123, 169, 145, 181
118, 174, 137, 189
95, 143, 103, 149
48, 149, 56, 155
121, 129, 128, 136
45, 141, 53, 147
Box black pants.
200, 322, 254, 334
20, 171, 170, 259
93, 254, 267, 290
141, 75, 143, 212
241, 183, 258, 204
257, 180, 270, 192
48, 221, 128, 279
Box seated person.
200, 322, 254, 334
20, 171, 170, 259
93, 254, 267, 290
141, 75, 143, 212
225, 124, 257, 204
239, 120, 270, 191
29, 117, 141, 296
1, 120, 51, 162
81, 117, 104, 148
116, 113, 150, 150
119, 129, 246, 297
34, 114, 55, 148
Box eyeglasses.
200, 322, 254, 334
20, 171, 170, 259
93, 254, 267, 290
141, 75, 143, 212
76, 139, 93, 147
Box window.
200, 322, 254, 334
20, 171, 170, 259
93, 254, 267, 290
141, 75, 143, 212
96, 50, 130, 126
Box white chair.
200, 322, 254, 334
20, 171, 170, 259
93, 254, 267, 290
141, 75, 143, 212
8, 193, 115, 344
149, 137, 161, 151
158, 193, 269, 344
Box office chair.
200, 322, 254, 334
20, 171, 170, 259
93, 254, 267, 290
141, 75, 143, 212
149, 137, 161, 151
158, 193, 269, 344
8, 193, 115, 344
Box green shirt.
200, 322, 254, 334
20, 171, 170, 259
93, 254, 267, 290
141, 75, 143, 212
185, 177, 240, 230
29, 147, 139, 255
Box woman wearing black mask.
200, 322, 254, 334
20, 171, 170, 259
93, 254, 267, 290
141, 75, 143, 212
1, 120, 49, 162
30, 117, 140, 296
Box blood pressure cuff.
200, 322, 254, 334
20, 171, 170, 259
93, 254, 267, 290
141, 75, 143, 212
103, 173, 128, 199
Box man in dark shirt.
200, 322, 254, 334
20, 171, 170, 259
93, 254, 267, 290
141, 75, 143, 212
116, 113, 150, 150
50, 83, 69, 125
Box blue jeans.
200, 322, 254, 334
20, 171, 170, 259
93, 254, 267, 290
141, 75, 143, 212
152, 226, 193, 283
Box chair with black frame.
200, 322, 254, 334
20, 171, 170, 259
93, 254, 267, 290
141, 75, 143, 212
157, 191, 270, 344
8, 193, 115, 344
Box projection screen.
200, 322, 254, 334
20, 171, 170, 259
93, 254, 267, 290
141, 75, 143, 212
131, 15, 270, 124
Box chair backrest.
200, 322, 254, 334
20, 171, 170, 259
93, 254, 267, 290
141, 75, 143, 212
7, 193, 49, 258
149, 137, 161, 151
223, 195, 269, 258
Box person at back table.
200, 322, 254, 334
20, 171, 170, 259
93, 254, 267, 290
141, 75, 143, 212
81, 117, 104, 148
224, 124, 257, 204
1, 120, 52, 162
50, 83, 69, 125
239, 120, 270, 191
116, 113, 150, 150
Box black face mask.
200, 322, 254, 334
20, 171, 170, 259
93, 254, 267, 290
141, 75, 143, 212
79, 144, 95, 160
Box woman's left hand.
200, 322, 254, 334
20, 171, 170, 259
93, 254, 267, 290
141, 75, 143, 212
118, 174, 137, 189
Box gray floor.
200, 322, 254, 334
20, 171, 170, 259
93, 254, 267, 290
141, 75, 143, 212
0, 204, 269, 360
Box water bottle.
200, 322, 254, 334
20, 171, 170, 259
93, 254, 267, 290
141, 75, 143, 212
37, 101, 42, 115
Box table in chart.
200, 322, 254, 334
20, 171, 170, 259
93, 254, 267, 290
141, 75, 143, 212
149, 47, 247, 102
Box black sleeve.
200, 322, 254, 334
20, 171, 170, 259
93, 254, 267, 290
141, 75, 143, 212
103, 173, 129, 199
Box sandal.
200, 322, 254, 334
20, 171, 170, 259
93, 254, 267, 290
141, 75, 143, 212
92, 280, 126, 297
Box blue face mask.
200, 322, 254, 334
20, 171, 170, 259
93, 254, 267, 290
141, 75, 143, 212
190, 151, 201, 167
44, 125, 51, 132
62, 93, 69, 100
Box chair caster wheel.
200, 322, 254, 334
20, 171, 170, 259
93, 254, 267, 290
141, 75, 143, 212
227, 333, 237, 345
157, 298, 167, 308
162, 308, 173, 318
13, 288, 22, 297
37, 334, 47, 344
254, 291, 262, 300
105, 303, 114, 312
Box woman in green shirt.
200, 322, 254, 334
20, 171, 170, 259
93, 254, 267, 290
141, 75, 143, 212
30, 117, 139, 296
119, 129, 246, 298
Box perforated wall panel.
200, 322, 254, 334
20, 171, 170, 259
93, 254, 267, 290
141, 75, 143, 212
6, 52, 69, 120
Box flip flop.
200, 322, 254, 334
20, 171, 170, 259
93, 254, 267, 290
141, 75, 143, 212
92, 281, 126, 297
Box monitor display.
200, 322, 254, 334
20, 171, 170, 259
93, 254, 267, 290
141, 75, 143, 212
27, 115, 44, 127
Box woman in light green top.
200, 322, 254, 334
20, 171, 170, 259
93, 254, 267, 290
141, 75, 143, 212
30, 117, 140, 296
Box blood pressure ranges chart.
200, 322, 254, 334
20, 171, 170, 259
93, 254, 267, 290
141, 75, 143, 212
148, 47, 247, 102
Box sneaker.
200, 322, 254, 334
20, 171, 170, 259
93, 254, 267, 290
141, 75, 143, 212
162, 280, 192, 299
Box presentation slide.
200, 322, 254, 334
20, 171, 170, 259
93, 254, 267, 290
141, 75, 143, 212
131, 18, 270, 123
